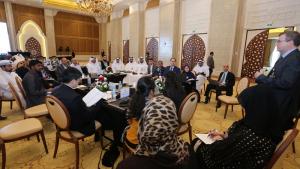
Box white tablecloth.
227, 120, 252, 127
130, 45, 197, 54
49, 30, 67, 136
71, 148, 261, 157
123, 73, 149, 86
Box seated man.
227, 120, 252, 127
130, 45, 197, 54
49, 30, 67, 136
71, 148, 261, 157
52, 67, 127, 167
56, 57, 69, 81
0, 60, 23, 120
204, 65, 235, 107
125, 57, 137, 73
23, 60, 49, 107
193, 60, 209, 91
111, 57, 125, 73
136, 57, 148, 74
147, 57, 157, 75
100, 55, 110, 70
70, 58, 83, 74
164, 57, 181, 75
86, 57, 102, 75
153, 60, 165, 77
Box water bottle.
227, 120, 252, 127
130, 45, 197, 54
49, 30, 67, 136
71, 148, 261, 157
119, 81, 122, 89
87, 75, 91, 86
112, 88, 116, 100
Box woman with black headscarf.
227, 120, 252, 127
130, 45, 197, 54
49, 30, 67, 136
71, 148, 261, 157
191, 84, 295, 169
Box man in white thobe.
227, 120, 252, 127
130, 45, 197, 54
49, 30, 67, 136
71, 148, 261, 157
0, 60, 25, 119
192, 60, 210, 91
111, 58, 125, 73
137, 57, 148, 74
86, 57, 102, 75
125, 57, 138, 73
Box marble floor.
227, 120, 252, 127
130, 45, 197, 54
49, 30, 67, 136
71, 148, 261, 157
0, 92, 300, 169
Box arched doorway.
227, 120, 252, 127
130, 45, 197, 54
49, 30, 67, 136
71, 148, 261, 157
181, 34, 206, 69
123, 40, 129, 64
146, 37, 159, 62
241, 30, 269, 78
25, 37, 42, 58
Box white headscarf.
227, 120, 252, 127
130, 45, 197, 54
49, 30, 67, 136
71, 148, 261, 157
136, 57, 148, 74
86, 57, 102, 75
192, 60, 210, 77
12, 54, 25, 69
111, 58, 125, 73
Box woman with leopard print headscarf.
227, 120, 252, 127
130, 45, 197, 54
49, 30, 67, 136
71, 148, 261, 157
117, 95, 190, 169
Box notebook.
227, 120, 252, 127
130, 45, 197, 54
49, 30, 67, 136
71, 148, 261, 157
82, 87, 110, 107
195, 133, 216, 144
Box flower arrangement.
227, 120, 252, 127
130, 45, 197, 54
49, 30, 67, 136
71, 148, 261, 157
155, 78, 165, 93
96, 75, 109, 92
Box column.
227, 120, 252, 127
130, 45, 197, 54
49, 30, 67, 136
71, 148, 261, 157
159, 0, 176, 65
4, 1, 17, 51
129, 2, 145, 58
44, 9, 57, 58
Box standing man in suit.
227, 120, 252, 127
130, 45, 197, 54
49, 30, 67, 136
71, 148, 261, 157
164, 57, 181, 75
255, 30, 300, 120
147, 58, 157, 75
207, 51, 215, 78
204, 65, 235, 107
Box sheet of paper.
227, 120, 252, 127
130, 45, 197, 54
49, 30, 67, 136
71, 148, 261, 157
82, 87, 109, 107
195, 133, 216, 144
120, 87, 130, 98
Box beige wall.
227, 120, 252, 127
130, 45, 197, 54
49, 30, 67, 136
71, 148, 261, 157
107, 18, 122, 61
207, 0, 239, 76
159, 1, 176, 65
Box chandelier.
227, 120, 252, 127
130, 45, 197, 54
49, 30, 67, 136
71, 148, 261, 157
76, 0, 113, 17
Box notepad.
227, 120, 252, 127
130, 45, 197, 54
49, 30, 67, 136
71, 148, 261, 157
82, 87, 110, 107
195, 133, 216, 144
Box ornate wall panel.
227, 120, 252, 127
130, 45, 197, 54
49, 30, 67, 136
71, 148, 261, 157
181, 34, 206, 69
123, 40, 129, 64
54, 12, 99, 55
25, 37, 41, 58
12, 4, 45, 34
241, 30, 269, 78
146, 37, 159, 62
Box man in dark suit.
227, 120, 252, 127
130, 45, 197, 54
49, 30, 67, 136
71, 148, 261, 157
100, 55, 110, 70
204, 65, 235, 107
255, 30, 300, 119
55, 57, 69, 81
164, 57, 181, 75
152, 60, 165, 77
51, 67, 126, 167
147, 57, 157, 75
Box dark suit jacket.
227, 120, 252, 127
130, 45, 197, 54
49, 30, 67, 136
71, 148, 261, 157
22, 70, 46, 107
100, 60, 110, 70
147, 65, 157, 74
256, 49, 300, 118
218, 71, 235, 96
51, 84, 96, 136
153, 67, 165, 77
55, 64, 68, 81
164, 66, 181, 76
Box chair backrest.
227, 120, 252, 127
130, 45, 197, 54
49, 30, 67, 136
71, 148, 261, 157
177, 92, 198, 124
264, 129, 299, 169
8, 82, 25, 110
236, 77, 249, 95
15, 76, 27, 100
45, 95, 71, 130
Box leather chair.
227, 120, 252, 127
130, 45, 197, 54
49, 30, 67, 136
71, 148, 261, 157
177, 92, 198, 142
216, 77, 249, 119
264, 129, 299, 169
8, 82, 48, 119
0, 118, 48, 169
45, 95, 103, 169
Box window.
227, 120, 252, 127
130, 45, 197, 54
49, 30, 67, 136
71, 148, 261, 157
0, 22, 11, 54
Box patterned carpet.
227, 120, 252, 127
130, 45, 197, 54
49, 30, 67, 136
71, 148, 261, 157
0, 91, 300, 169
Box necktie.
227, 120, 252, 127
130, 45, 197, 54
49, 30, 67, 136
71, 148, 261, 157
219, 72, 226, 84
170, 67, 173, 71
